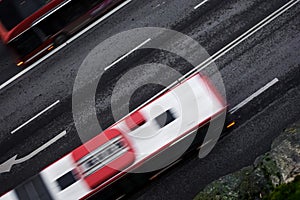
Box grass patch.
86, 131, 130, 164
264, 176, 300, 200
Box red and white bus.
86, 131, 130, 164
0, 0, 122, 67
0, 73, 228, 200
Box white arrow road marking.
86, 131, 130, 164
0, 130, 67, 173
229, 78, 279, 114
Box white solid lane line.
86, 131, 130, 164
31, 0, 72, 27
0, 0, 297, 93
131, 0, 298, 123
149, 159, 182, 180
0, 130, 67, 173
0, 0, 133, 92
153, 1, 166, 9
11, 100, 60, 134
183, 0, 300, 80
194, 0, 209, 10
67, 0, 132, 44
104, 38, 151, 71
115, 194, 126, 200
2, 0, 297, 134
229, 78, 279, 114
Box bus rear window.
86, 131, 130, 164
9, 30, 42, 58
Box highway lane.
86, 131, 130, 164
0, 0, 210, 85
1, 0, 298, 186
107, 2, 300, 198
131, 4, 300, 200
0, 0, 292, 150
0, 0, 217, 144
0, 44, 22, 84
0, 0, 299, 197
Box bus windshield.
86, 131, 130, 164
0, 0, 50, 31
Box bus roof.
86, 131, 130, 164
0, 0, 65, 43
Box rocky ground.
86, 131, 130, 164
194, 120, 300, 200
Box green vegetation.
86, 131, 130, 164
265, 176, 300, 200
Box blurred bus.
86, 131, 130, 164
0, 0, 120, 66
0, 74, 229, 200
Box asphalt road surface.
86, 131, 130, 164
0, 0, 299, 199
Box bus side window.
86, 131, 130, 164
32, 27, 47, 41
154, 109, 177, 128
36, 14, 67, 37
85, 0, 105, 8
56, 170, 78, 191
58, 0, 86, 24
9, 30, 42, 57
35, 0, 87, 37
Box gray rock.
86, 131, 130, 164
194, 120, 300, 200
